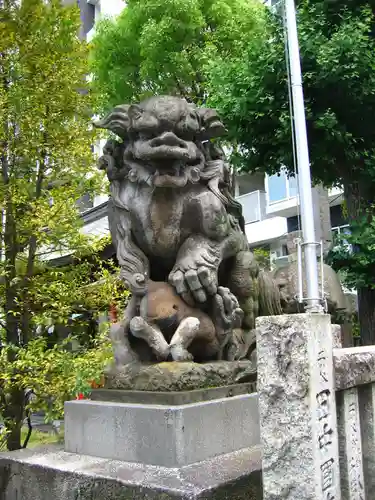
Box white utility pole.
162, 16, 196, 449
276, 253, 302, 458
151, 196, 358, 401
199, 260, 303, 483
284, 0, 322, 313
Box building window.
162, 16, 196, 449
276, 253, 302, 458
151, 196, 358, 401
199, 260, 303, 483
266, 169, 299, 204
288, 175, 298, 197
330, 204, 347, 228
287, 215, 300, 233
331, 224, 351, 249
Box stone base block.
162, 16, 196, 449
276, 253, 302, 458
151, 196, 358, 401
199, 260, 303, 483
91, 382, 256, 405
0, 445, 263, 500
104, 361, 256, 392
65, 393, 259, 467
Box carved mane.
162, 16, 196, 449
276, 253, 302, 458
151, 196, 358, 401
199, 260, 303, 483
95, 96, 245, 234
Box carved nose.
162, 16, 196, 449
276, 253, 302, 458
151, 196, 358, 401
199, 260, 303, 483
151, 132, 187, 148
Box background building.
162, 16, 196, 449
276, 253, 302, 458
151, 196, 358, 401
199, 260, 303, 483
236, 171, 347, 266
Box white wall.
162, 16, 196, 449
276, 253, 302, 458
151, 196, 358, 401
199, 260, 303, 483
101, 0, 126, 17
245, 216, 288, 247
87, 0, 125, 41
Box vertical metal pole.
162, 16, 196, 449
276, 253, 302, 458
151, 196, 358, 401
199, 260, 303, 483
284, 0, 322, 312
296, 238, 303, 303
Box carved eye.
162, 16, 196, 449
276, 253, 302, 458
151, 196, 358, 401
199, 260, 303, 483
178, 114, 199, 139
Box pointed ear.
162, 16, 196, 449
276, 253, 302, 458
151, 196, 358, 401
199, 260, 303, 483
196, 108, 227, 140
93, 104, 130, 139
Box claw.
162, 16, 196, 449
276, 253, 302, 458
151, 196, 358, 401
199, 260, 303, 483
192, 288, 207, 303
198, 266, 217, 295
185, 269, 202, 291
169, 270, 187, 295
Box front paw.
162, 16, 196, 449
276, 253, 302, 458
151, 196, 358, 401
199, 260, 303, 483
169, 265, 218, 304
213, 287, 244, 333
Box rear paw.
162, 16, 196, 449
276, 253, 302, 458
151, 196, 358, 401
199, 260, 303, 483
170, 345, 194, 362
155, 346, 170, 362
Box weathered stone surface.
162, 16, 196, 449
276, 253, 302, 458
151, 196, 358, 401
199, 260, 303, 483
256, 313, 341, 500
95, 96, 268, 367
104, 360, 256, 391
337, 388, 365, 500
271, 252, 349, 322
91, 382, 256, 405
91, 95, 348, 374
0, 445, 263, 500
64, 393, 260, 467
334, 346, 375, 391
358, 383, 375, 498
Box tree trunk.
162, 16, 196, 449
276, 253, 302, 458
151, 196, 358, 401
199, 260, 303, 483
3, 205, 24, 451
344, 182, 375, 345
20, 145, 46, 344
3, 387, 24, 451
357, 287, 375, 346
2, 156, 24, 450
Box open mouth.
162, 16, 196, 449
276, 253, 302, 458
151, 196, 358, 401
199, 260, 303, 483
152, 157, 203, 188
153, 163, 188, 188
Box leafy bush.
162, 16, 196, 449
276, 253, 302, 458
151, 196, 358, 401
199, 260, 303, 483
0, 329, 112, 425
253, 247, 271, 271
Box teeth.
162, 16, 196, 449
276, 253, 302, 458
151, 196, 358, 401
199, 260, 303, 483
153, 165, 182, 177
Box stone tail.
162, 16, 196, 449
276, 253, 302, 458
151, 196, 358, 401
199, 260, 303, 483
258, 270, 283, 316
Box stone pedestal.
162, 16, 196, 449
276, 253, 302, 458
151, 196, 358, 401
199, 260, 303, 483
0, 383, 262, 499
0, 444, 263, 500
65, 390, 259, 467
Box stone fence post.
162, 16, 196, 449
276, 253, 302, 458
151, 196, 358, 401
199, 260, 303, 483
256, 313, 341, 499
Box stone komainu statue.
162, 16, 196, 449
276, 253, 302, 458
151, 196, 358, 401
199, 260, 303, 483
95, 96, 350, 367
94, 96, 282, 366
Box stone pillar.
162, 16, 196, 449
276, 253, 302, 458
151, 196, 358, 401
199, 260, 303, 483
359, 383, 375, 498
256, 313, 341, 500
337, 388, 365, 500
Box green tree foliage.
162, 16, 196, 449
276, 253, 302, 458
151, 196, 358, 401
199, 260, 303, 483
0, 0, 107, 450
16, 236, 127, 331
253, 247, 271, 271
89, 0, 267, 110
0, 235, 128, 450
328, 208, 375, 291
0, 329, 113, 450
208, 1, 375, 343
